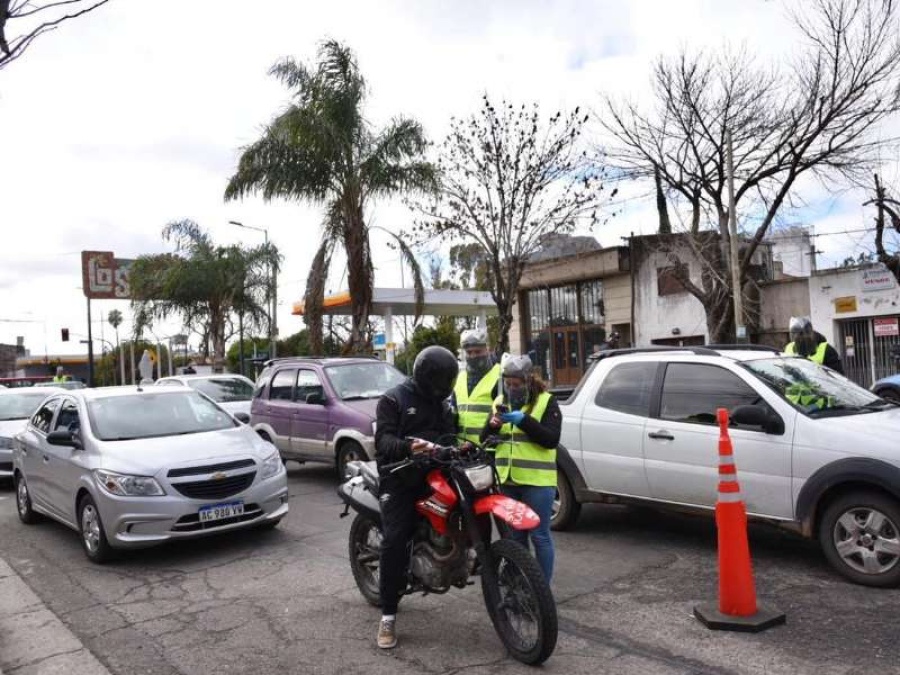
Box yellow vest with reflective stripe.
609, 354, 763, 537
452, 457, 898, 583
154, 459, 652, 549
491, 392, 556, 487
785, 340, 828, 365
455, 364, 501, 443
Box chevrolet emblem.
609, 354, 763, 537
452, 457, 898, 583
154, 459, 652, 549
210, 472, 228, 481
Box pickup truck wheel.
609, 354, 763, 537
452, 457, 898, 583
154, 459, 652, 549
819, 491, 900, 587
551, 470, 581, 531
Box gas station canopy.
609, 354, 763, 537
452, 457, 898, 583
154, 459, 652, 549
292, 287, 498, 318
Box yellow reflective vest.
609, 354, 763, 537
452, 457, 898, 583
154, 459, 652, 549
785, 340, 828, 365
455, 365, 501, 443
491, 392, 557, 487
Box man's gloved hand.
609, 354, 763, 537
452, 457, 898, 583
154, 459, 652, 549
459, 441, 476, 455
500, 410, 525, 426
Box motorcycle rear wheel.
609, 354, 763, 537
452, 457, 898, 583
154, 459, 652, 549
349, 513, 384, 607
481, 539, 558, 665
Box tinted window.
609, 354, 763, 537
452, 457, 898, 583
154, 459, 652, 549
661, 364, 761, 426
594, 362, 657, 417
0, 392, 53, 421
296, 370, 325, 402
87, 391, 236, 441
188, 377, 254, 402
254, 367, 272, 399
54, 400, 81, 432
269, 369, 297, 401
31, 398, 61, 434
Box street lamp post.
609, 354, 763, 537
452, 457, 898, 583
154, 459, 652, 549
229, 220, 277, 362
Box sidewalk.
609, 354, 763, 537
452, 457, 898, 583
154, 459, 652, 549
0, 558, 111, 675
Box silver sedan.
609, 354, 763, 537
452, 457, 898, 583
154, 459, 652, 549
13, 386, 289, 562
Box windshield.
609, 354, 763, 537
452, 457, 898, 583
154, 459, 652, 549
741, 357, 887, 416
88, 391, 237, 441
187, 377, 254, 402
324, 362, 406, 400
0, 393, 51, 421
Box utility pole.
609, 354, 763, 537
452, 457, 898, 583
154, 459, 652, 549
726, 130, 745, 343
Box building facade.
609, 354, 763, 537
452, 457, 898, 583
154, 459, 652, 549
509, 245, 631, 386
807, 265, 900, 387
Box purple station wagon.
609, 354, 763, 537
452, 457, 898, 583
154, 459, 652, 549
250, 357, 407, 474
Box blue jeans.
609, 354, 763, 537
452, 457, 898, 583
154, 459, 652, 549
501, 484, 555, 583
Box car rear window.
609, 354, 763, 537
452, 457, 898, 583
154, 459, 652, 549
188, 378, 254, 402
594, 362, 657, 417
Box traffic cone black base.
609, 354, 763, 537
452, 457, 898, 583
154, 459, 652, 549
693, 603, 786, 633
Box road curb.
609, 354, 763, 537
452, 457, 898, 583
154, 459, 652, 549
0, 557, 112, 675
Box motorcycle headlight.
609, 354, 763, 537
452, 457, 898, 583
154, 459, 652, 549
0, 436, 13, 450
95, 470, 165, 497
463, 464, 494, 492
259, 452, 283, 480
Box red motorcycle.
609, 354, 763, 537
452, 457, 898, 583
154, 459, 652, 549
338, 441, 558, 665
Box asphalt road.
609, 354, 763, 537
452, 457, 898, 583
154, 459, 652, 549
1, 463, 899, 675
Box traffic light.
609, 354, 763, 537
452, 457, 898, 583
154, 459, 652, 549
61, 328, 69, 342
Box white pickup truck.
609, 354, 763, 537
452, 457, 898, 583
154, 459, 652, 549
551, 345, 900, 587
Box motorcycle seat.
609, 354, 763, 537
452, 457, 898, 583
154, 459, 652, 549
359, 460, 380, 491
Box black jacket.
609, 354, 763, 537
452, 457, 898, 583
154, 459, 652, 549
480, 395, 563, 449
375, 380, 457, 473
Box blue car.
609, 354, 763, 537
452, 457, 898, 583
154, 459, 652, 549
872, 373, 900, 403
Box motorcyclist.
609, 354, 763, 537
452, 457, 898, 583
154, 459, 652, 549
784, 316, 843, 373
454, 329, 501, 444
373, 345, 458, 650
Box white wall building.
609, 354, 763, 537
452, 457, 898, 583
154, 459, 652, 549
808, 265, 900, 386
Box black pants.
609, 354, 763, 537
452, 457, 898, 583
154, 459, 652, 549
378, 484, 419, 615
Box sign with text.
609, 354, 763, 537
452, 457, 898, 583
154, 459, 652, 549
874, 317, 900, 338
861, 267, 897, 292
81, 251, 135, 299
834, 296, 858, 313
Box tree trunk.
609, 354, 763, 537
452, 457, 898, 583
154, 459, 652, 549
343, 209, 373, 354
495, 298, 513, 354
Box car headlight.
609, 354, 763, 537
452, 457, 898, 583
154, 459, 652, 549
259, 452, 283, 480
0, 436, 13, 450
95, 470, 165, 497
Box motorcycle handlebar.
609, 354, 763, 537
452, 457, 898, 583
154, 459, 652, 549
380, 441, 493, 474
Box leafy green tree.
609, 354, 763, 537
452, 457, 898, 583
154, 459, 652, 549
129, 220, 279, 365
393, 323, 459, 375
224, 40, 437, 354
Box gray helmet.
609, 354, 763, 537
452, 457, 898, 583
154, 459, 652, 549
501, 354, 533, 380
788, 316, 813, 338
460, 328, 488, 349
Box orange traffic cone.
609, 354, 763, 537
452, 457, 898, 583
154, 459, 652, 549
693, 408, 785, 632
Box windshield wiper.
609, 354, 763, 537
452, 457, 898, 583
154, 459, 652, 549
342, 395, 376, 401
864, 399, 897, 409
807, 405, 873, 417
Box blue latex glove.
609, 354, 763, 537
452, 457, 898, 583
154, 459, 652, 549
500, 410, 525, 426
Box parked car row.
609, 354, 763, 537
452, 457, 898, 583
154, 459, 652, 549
7, 349, 900, 590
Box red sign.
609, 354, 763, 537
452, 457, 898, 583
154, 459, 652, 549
81, 251, 134, 299
874, 318, 900, 338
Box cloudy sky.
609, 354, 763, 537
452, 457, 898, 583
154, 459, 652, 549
0, 0, 895, 356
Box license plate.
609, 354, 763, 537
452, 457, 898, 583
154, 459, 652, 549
199, 501, 244, 523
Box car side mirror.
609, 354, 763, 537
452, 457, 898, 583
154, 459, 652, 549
305, 392, 326, 405
234, 412, 251, 424
731, 405, 784, 435
46, 429, 82, 448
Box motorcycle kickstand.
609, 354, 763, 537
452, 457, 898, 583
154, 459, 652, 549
338, 504, 350, 519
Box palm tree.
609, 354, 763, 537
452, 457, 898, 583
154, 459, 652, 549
107, 309, 123, 385
225, 40, 436, 353
129, 220, 279, 367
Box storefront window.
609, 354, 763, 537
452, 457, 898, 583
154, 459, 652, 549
581, 280, 604, 325
550, 285, 578, 326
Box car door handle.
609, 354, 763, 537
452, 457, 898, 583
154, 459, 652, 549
648, 431, 674, 441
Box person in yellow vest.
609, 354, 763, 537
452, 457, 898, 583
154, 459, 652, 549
784, 316, 843, 373
482, 355, 562, 582
453, 329, 501, 443
52, 366, 70, 383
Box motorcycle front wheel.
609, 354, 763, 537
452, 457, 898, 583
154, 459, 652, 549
349, 513, 383, 607
481, 539, 558, 665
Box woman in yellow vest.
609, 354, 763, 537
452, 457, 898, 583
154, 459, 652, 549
482, 355, 562, 582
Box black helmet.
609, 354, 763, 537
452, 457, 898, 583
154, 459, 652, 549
413, 346, 459, 401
